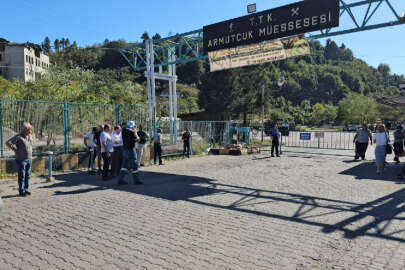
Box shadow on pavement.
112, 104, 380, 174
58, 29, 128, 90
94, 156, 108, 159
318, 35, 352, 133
41, 170, 405, 243
43, 171, 218, 201
340, 161, 404, 182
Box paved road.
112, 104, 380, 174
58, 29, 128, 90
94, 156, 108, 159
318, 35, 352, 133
1, 147, 405, 269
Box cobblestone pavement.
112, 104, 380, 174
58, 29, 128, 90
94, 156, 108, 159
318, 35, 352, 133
1, 147, 405, 270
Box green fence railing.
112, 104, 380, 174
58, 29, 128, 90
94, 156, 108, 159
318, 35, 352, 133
0, 99, 149, 158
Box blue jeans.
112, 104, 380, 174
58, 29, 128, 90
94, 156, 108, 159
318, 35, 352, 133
16, 159, 32, 193
118, 149, 139, 182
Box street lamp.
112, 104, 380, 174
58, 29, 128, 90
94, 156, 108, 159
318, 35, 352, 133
261, 76, 285, 142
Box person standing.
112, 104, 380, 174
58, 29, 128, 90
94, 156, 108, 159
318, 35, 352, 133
84, 127, 97, 173
93, 125, 103, 173
111, 125, 123, 176
353, 124, 373, 160
182, 128, 192, 158
100, 124, 114, 180
373, 124, 389, 174
152, 128, 163, 165
6, 122, 34, 197
393, 125, 404, 163
117, 121, 142, 185
271, 125, 280, 157
136, 125, 149, 167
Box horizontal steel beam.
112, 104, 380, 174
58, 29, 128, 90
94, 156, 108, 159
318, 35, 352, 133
309, 19, 405, 39
121, 0, 405, 71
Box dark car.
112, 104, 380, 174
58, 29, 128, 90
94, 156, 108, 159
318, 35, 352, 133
343, 124, 357, 132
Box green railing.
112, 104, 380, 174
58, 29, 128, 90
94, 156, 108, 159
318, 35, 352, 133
156, 120, 231, 156
0, 99, 233, 158
0, 99, 148, 158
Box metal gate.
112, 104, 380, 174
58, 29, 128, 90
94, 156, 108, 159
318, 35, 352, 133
282, 131, 356, 150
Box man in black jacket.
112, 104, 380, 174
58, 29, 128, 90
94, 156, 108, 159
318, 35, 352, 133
117, 121, 142, 185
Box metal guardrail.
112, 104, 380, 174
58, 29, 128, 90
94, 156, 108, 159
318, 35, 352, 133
282, 131, 356, 150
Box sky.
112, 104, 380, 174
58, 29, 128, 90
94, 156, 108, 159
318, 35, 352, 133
2, 0, 405, 77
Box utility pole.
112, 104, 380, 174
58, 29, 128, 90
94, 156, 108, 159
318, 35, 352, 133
261, 84, 265, 142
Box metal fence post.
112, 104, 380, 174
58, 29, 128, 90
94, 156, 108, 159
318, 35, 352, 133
0, 99, 3, 158
115, 104, 120, 125
63, 102, 69, 153
228, 121, 232, 144
46, 151, 55, 182
190, 121, 193, 155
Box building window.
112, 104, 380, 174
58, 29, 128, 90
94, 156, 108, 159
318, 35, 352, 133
0, 53, 2, 61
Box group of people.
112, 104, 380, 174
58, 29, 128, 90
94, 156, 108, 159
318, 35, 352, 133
84, 122, 193, 183
354, 124, 405, 174
84, 122, 156, 183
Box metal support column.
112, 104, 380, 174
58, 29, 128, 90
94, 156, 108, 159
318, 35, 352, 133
115, 104, 120, 125
146, 39, 157, 136
190, 121, 193, 155
261, 85, 265, 142
0, 99, 3, 158
168, 48, 174, 144
63, 102, 69, 153
171, 49, 178, 143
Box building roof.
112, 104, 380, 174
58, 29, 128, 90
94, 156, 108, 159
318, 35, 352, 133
376, 81, 405, 108
0, 37, 42, 51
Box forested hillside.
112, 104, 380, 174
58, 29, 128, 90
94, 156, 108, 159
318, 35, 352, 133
0, 34, 404, 125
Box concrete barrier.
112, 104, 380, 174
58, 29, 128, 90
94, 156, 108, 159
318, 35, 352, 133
0, 146, 153, 178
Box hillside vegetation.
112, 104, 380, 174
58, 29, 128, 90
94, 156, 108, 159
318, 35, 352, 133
0, 34, 403, 125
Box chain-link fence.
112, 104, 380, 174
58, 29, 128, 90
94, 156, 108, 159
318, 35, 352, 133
0, 99, 232, 158
156, 120, 231, 156
0, 99, 148, 157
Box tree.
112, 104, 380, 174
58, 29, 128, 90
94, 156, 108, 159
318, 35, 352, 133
54, 39, 60, 52
377, 64, 391, 79
141, 32, 150, 42
60, 38, 66, 49
65, 38, 71, 48
42, 37, 51, 53
312, 103, 327, 125
152, 33, 162, 40
338, 93, 377, 124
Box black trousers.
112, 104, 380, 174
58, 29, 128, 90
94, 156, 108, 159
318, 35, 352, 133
271, 141, 279, 156
355, 142, 368, 159
111, 146, 123, 176
183, 141, 190, 156
101, 152, 111, 179
154, 143, 162, 164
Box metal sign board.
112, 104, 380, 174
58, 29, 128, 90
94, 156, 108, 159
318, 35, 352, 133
314, 132, 324, 138
208, 34, 310, 72
203, 0, 339, 52
300, 132, 311, 140
247, 4, 256, 14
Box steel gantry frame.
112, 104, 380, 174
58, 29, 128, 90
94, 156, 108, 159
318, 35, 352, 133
119, 0, 404, 136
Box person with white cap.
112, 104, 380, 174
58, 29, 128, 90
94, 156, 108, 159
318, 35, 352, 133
117, 120, 142, 185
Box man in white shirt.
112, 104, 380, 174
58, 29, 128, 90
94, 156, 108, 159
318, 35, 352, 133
84, 127, 97, 173
100, 124, 114, 180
